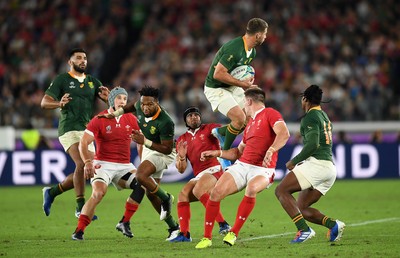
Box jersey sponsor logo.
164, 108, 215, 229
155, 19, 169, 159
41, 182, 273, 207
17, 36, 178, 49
227, 54, 234, 62
88, 81, 94, 88
116, 123, 121, 128
150, 126, 156, 134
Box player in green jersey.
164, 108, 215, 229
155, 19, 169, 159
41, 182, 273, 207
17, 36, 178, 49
204, 18, 268, 169
101, 85, 180, 240
275, 85, 345, 243
41, 48, 109, 219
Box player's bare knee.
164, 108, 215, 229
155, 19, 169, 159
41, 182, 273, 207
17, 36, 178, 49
210, 187, 224, 202
245, 186, 258, 197
178, 190, 188, 202
192, 187, 204, 199
135, 172, 144, 181
231, 118, 245, 130
75, 159, 85, 169
237, 112, 247, 127
298, 202, 309, 213
91, 191, 105, 202
135, 172, 148, 184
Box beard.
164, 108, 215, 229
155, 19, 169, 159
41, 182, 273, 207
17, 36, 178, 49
254, 38, 264, 47
188, 121, 201, 130
73, 63, 86, 73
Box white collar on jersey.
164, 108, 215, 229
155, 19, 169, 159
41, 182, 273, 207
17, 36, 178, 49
187, 127, 200, 136
251, 107, 264, 119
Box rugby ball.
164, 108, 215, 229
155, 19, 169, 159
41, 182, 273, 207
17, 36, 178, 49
230, 65, 255, 81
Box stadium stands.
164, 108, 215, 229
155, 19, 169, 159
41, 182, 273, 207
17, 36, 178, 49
1, 0, 399, 133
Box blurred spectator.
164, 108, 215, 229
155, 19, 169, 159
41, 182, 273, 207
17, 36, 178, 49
336, 131, 352, 144
0, 0, 135, 128
370, 130, 383, 144
1, 0, 400, 131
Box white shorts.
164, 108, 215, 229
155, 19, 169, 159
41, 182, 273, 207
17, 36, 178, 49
292, 156, 336, 195
204, 85, 245, 116
226, 160, 275, 192
141, 146, 176, 179
91, 160, 136, 191
189, 165, 222, 182
59, 130, 95, 153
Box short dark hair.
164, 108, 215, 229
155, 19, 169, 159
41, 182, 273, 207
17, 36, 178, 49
138, 85, 159, 99
301, 85, 323, 105
69, 48, 86, 58
246, 18, 268, 35
244, 87, 265, 103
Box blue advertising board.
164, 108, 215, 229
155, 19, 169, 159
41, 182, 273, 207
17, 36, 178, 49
0, 143, 399, 186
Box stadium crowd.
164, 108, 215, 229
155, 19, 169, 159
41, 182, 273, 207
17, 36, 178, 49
1, 0, 399, 131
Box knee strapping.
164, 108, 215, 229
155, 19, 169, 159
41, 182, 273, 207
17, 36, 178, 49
129, 178, 145, 204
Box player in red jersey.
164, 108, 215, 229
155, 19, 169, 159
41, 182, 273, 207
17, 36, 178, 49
72, 87, 145, 240
195, 87, 290, 249
169, 107, 231, 242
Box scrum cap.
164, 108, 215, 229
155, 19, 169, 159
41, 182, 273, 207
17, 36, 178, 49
108, 87, 128, 108
183, 106, 201, 127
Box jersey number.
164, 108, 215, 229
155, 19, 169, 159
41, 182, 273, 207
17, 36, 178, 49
323, 121, 332, 144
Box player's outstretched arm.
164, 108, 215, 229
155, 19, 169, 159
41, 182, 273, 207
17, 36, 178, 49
98, 101, 137, 119
97, 112, 115, 119
41, 94, 71, 110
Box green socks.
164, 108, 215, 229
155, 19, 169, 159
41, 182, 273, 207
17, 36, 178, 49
292, 213, 309, 231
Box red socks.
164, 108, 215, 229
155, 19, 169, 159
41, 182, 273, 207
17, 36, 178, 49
177, 202, 190, 233
122, 202, 139, 222
199, 193, 225, 223
231, 196, 256, 236
76, 214, 91, 232
204, 200, 220, 239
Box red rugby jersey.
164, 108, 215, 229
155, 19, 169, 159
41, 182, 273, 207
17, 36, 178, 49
176, 123, 221, 176
239, 108, 285, 168
86, 110, 140, 163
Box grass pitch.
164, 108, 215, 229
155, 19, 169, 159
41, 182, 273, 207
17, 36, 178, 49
1, 179, 399, 257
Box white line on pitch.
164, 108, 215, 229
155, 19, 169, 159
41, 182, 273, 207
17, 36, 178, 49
240, 232, 294, 242
239, 217, 400, 242
348, 217, 400, 227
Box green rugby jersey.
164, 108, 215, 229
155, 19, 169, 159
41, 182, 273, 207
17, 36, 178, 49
292, 106, 333, 164
134, 101, 174, 144
205, 36, 256, 88
45, 72, 103, 136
